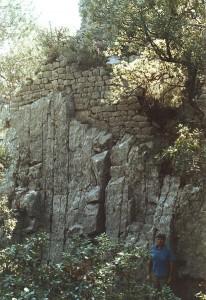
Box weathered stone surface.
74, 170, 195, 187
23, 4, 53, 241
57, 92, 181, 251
174, 183, 206, 279
91, 151, 110, 185
106, 176, 128, 239
8, 93, 115, 258
93, 131, 113, 153
111, 135, 134, 166
19, 190, 41, 215
2, 72, 206, 296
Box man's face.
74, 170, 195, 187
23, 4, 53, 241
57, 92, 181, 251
156, 237, 165, 247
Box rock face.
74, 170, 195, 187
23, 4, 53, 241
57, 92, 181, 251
7, 92, 206, 277
2, 61, 206, 298
8, 92, 113, 260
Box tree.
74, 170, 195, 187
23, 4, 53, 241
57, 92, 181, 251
0, 38, 42, 100
0, 0, 35, 47
80, 0, 206, 105
0, 0, 37, 100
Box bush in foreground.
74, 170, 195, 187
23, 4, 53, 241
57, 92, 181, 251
0, 233, 180, 300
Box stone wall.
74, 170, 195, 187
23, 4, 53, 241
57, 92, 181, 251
12, 57, 152, 139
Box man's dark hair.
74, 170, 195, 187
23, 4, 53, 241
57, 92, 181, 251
156, 233, 166, 240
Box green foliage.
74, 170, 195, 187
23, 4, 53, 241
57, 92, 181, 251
0, 233, 180, 299
36, 27, 72, 63
159, 125, 206, 176
80, 0, 205, 64
0, 196, 16, 242
0, 38, 41, 100
196, 292, 206, 300
0, 145, 9, 169
0, 145, 16, 245
36, 27, 106, 69
0, 145, 10, 182
0, 0, 37, 100
112, 56, 185, 106
0, 0, 35, 47
80, 0, 206, 103
0, 233, 47, 300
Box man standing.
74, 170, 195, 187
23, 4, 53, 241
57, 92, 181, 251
147, 233, 175, 290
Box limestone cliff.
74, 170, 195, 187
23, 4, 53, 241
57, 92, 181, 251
1, 58, 206, 298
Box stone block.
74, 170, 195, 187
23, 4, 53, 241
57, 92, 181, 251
52, 70, 58, 79
91, 106, 103, 114
92, 69, 100, 76
138, 121, 150, 128
102, 105, 116, 112
41, 90, 48, 96
82, 70, 90, 77
117, 104, 129, 111
103, 75, 111, 80
95, 81, 105, 87
58, 73, 66, 80
102, 112, 111, 119
59, 59, 67, 67
74, 72, 81, 79
92, 92, 100, 99
128, 110, 136, 117
78, 77, 86, 83
58, 79, 64, 85
128, 102, 141, 110
132, 115, 148, 122
99, 68, 107, 76
37, 72, 43, 79
65, 66, 71, 72
52, 61, 60, 69
75, 110, 89, 122
58, 67, 65, 74
44, 71, 52, 78
52, 80, 58, 87
45, 83, 52, 90
88, 76, 96, 82
42, 78, 50, 84
63, 80, 71, 86
66, 73, 74, 80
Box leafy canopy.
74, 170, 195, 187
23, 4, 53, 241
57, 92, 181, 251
80, 0, 206, 103
160, 125, 206, 177
0, 0, 35, 48
0, 0, 36, 100
80, 0, 205, 64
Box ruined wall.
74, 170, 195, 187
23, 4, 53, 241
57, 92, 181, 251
12, 57, 151, 138
3, 56, 206, 297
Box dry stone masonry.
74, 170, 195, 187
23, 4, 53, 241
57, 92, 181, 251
12, 56, 152, 139
2, 56, 206, 296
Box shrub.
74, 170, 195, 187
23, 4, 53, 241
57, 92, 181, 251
111, 56, 185, 107
0, 233, 180, 299
0, 145, 10, 170
159, 125, 206, 178
36, 27, 106, 69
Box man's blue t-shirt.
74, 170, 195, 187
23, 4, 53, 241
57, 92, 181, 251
150, 245, 175, 278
